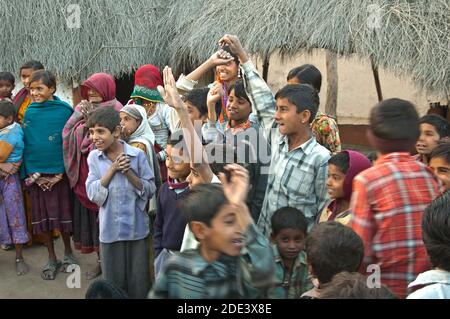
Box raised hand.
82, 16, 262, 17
157, 66, 184, 109
218, 164, 250, 206
218, 34, 248, 64
207, 81, 224, 105
207, 49, 234, 67
79, 100, 95, 119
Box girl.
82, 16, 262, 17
63, 73, 122, 280
23, 70, 75, 280
130, 64, 174, 182
0, 100, 30, 275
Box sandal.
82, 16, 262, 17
41, 259, 62, 280
60, 254, 79, 273
16, 258, 29, 276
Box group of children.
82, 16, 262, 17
1, 33, 450, 299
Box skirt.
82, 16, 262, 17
29, 175, 73, 235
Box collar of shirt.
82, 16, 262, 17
273, 245, 307, 269
96, 140, 140, 159
375, 152, 413, 166
190, 252, 235, 278
278, 135, 317, 155
408, 269, 450, 289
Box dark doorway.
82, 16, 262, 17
115, 72, 135, 106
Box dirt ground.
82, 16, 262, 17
0, 238, 97, 299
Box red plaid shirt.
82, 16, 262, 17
349, 152, 441, 298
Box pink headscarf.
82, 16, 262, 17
342, 150, 372, 200
80, 73, 118, 102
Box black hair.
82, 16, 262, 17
287, 64, 322, 93
275, 84, 320, 123
305, 222, 364, 285
271, 207, 308, 236
430, 142, 450, 164
0, 100, 16, 119
320, 272, 397, 299
228, 79, 250, 104
370, 98, 420, 142
367, 152, 378, 164
420, 114, 450, 139
182, 87, 209, 117
85, 279, 128, 299
328, 151, 350, 174
221, 45, 240, 66
167, 130, 186, 147
178, 183, 227, 227
0, 72, 15, 85
422, 191, 450, 272
86, 108, 120, 133
29, 70, 56, 91
20, 60, 45, 73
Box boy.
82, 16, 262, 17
302, 221, 365, 298
0, 72, 15, 101
218, 35, 330, 234
149, 164, 274, 299
408, 192, 450, 298
86, 107, 156, 298
268, 207, 312, 299
416, 114, 450, 165
350, 98, 441, 298
153, 132, 191, 279
318, 150, 371, 225
429, 142, 450, 190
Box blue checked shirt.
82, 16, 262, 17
241, 61, 330, 235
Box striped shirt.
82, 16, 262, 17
349, 152, 441, 298
149, 224, 274, 299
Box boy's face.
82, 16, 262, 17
326, 163, 346, 199
20, 68, 34, 89
166, 144, 191, 181
0, 80, 14, 98
417, 123, 441, 155
216, 61, 239, 83
195, 203, 244, 260
274, 97, 310, 137
29, 80, 55, 103
119, 112, 141, 140
429, 156, 450, 190
227, 89, 252, 123
185, 101, 206, 124
272, 228, 306, 263
89, 124, 120, 152
186, 166, 209, 188
0, 115, 13, 130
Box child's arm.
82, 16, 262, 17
153, 187, 164, 257
86, 152, 113, 207
202, 82, 225, 143
314, 158, 330, 226
128, 151, 156, 204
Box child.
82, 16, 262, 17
12, 60, 45, 124
86, 107, 156, 298
268, 207, 312, 298
429, 142, 450, 190
219, 35, 331, 234
0, 100, 30, 275
416, 114, 450, 165
149, 164, 274, 299
349, 98, 441, 298
63, 72, 123, 280
287, 64, 341, 154
182, 87, 210, 125
22, 70, 75, 280
320, 272, 396, 299
302, 221, 365, 298
0, 72, 15, 101
408, 192, 450, 298
153, 132, 191, 279
319, 150, 371, 225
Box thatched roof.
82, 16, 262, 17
0, 0, 448, 99
167, 0, 449, 99
0, 0, 171, 83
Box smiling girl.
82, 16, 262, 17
23, 70, 76, 280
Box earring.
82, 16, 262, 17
238, 67, 242, 79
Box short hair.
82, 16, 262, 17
0, 100, 16, 118
320, 272, 397, 299
178, 183, 227, 227
228, 79, 250, 103
420, 114, 450, 139
422, 192, 450, 272
370, 98, 420, 142
271, 207, 308, 236
85, 279, 128, 299
275, 84, 320, 123
328, 151, 350, 174
430, 142, 450, 164
0, 72, 15, 85
86, 108, 120, 133
20, 60, 45, 73
29, 70, 56, 90
182, 87, 209, 117
305, 222, 364, 284
287, 64, 322, 93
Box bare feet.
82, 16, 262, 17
86, 263, 102, 280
